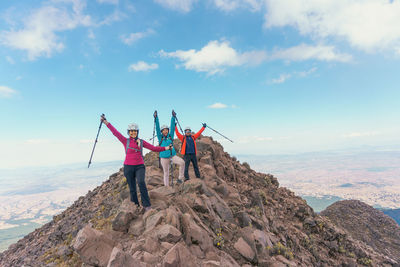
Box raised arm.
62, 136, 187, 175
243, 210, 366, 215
170, 114, 176, 140
154, 112, 162, 142
106, 122, 127, 145
143, 140, 168, 152
175, 126, 183, 141
193, 125, 206, 140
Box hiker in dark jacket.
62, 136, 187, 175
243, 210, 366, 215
154, 110, 185, 186
175, 124, 206, 180
101, 115, 171, 212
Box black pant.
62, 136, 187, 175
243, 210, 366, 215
184, 154, 200, 179
123, 164, 151, 207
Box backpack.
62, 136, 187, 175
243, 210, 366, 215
126, 138, 143, 157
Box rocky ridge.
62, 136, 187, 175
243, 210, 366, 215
321, 200, 400, 263
0, 136, 398, 266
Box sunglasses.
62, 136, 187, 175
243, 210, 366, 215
128, 130, 138, 133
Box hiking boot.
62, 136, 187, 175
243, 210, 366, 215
176, 179, 183, 184
144, 206, 153, 213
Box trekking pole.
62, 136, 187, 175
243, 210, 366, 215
170, 145, 174, 186
175, 115, 184, 134
88, 114, 105, 168
204, 124, 234, 143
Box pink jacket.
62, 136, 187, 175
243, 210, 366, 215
107, 123, 166, 165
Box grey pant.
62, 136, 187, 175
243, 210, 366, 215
160, 155, 185, 186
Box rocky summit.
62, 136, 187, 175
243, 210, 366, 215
321, 200, 400, 263
0, 136, 399, 266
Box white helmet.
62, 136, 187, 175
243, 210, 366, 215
127, 123, 139, 131
161, 125, 169, 131
184, 126, 191, 132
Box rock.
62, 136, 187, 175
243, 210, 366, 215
165, 207, 181, 230
107, 247, 144, 267
234, 237, 255, 262
235, 212, 251, 228
145, 210, 165, 232
156, 224, 182, 243
143, 236, 159, 254
73, 225, 116, 267
129, 218, 144, 236
162, 242, 197, 267
112, 211, 134, 232
210, 196, 234, 223
141, 251, 158, 264
181, 213, 213, 251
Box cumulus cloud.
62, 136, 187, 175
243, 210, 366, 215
128, 61, 159, 72
159, 40, 267, 75
270, 73, 291, 84
0, 1, 92, 60
269, 67, 317, 84
208, 102, 228, 109
120, 29, 155, 45
160, 40, 348, 75
271, 44, 352, 62
0, 86, 17, 98
154, 0, 197, 13
97, 0, 119, 4
212, 0, 263, 12
264, 0, 400, 53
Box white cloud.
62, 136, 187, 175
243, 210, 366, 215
120, 29, 155, 45
88, 29, 95, 39
212, 0, 262, 12
0, 86, 17, 98
342, 131, 380, 138
238, 136, 274, 144
208, 102, 228, 109
264, 0, 400, 53
97, 0, 119, 4
159, 40, 267, 75
128, 61, 159, 72
296, 67, 317, 77
271, 44, 352, 62
154, 0, 197, 13
270, 73, 291, 84
0, 1, 92, 60
6, 56, 15, 64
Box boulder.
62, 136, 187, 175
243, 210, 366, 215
112, 211, 134, 232
145, 210, 165, 232
162, 242, 197, 267
233, 237, 255, 262
156, 224, 182, 243
73, 225, 116, 267
181, 213, 213, 251
107, 247, 144, 267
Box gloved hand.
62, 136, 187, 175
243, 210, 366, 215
202, 123, 207, 128
153, 110, 157, 118
172, 110, 176, 117
100, 114, 107, 123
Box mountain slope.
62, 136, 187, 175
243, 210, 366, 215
321, 200, 400, 263
0, 136, 398, 266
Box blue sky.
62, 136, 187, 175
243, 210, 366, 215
1, 0, 400, 168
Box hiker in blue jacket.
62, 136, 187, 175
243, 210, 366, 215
154, 110, 185, 186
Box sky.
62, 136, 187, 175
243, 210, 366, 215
1, 0, 400, 168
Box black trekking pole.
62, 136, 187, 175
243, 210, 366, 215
175, 115, 184, 134
204, 124, 234, 143
170, 145, 174, 186
88, 114, 105, 168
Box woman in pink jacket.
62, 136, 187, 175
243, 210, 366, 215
101, 115, 171, 212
